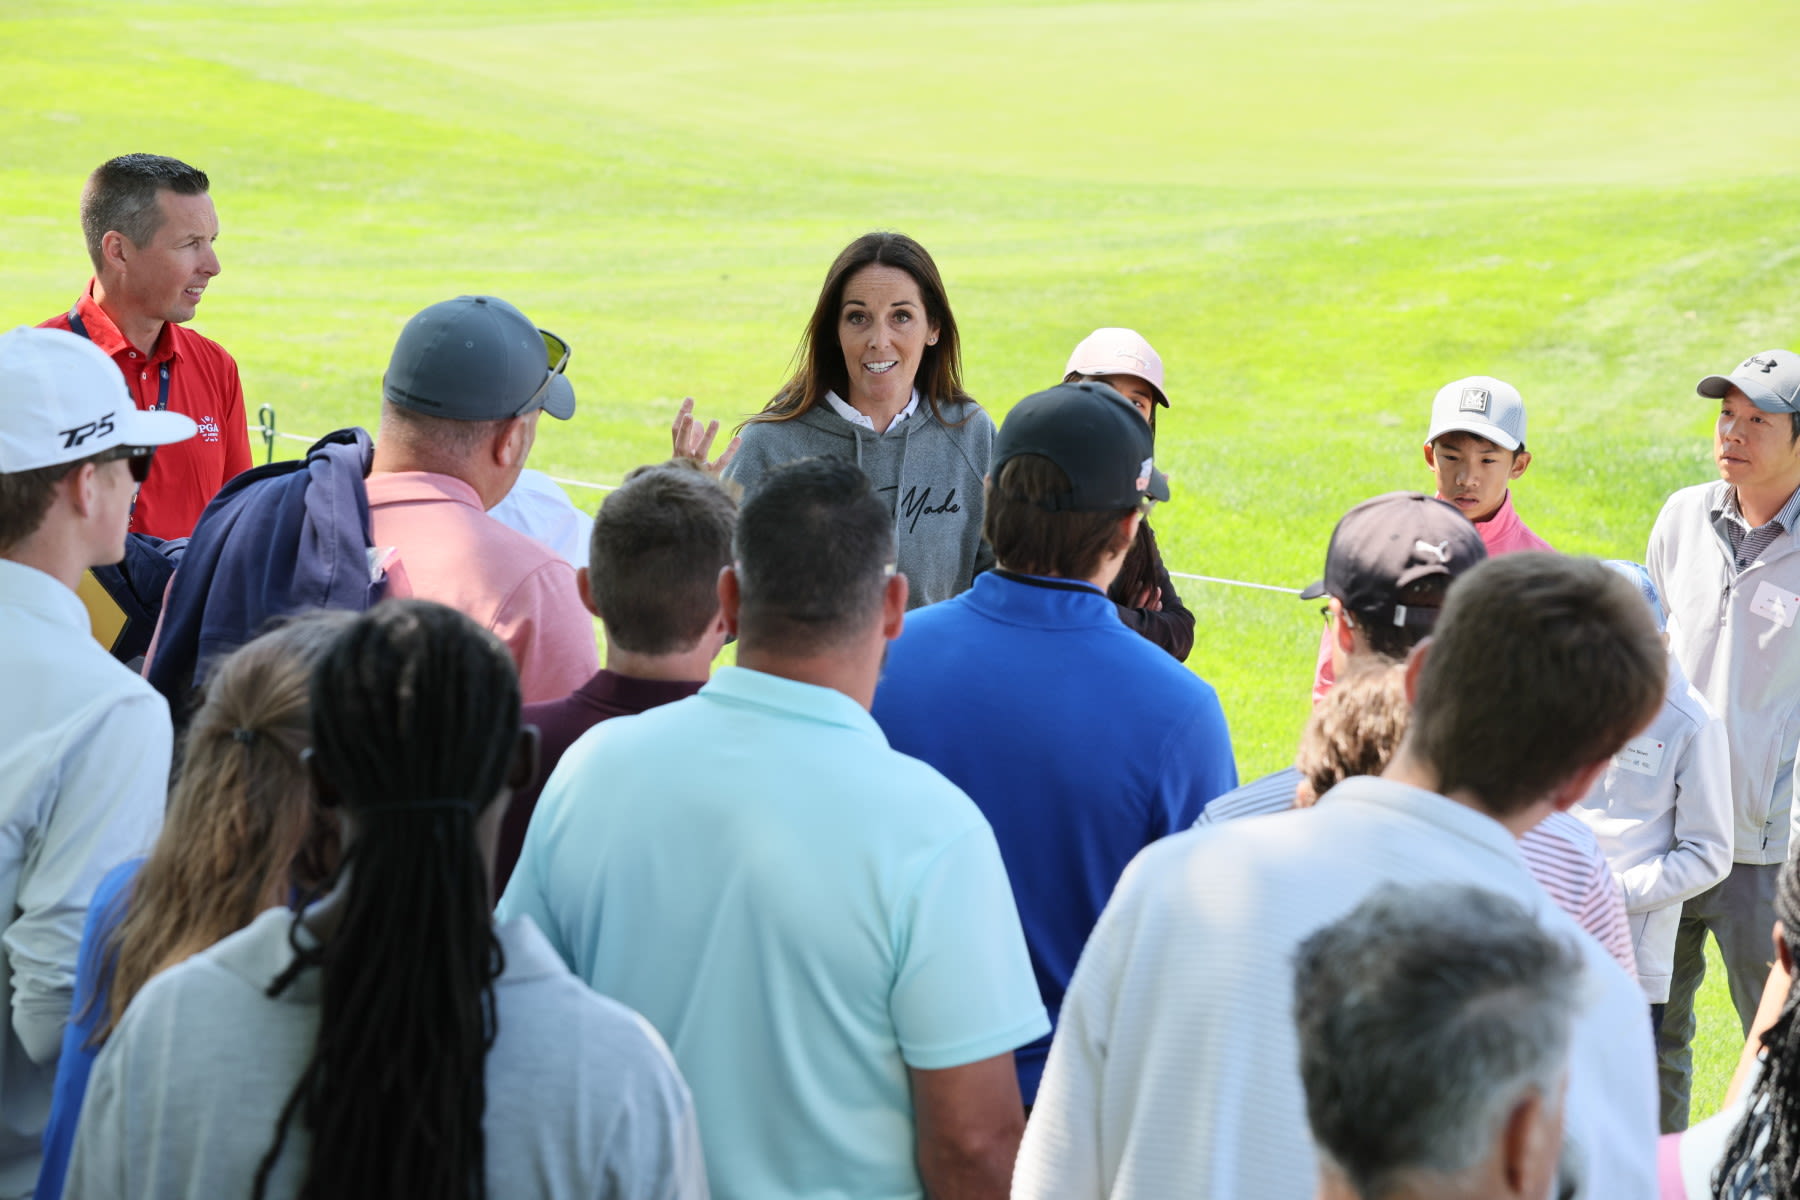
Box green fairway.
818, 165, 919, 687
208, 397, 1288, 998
5, 0, 1797, 1122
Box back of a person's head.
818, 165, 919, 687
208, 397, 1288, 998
256, 599, 521, 1200
1356, 576, 1452, 661
984, 454, 1137, 580
1297, 660, 1410, 797
102, 611, 354, 1043
1718, 854, 1800, 1194
1294, 883, 1582, 1199
591, 461, 737, 655
733, 457, 894, 654
1408, 553, 1665, 817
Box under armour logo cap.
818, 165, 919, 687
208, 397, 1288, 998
1697, 349, 1800, 414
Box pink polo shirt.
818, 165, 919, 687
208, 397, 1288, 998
366, 471, 598, 704
1311, 490, 1553, 703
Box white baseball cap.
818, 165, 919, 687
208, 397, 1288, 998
0, 327, 196, 473
1697, 349, 1800, 414
1064, 328, 1168, 408
1424, 375, 1526, 452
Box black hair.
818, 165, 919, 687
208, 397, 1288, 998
733, 457, 894, 654
254, 600, 520, 1200
81, 154, 209, 273
1715, 856, 1800, 1197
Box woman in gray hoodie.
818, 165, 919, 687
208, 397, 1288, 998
722, 232, 995, 609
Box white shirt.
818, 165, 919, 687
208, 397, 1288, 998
1015, 776, 1658, 1200
67, 909, 708, 1200
487, 468, 592, 570
0, 558, 169, 1198
823, 388, 920, 435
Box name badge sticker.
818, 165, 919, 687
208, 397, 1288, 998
1615, 736, 1667, 778
1750, 580, 1800, 629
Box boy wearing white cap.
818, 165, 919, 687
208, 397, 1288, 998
1648, 348, 1800, 1130
1063, 328, 1196, 661
0, 326, 194, 1192
1313, 375, 1553, 703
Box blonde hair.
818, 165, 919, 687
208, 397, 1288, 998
95, 611, 351, 1041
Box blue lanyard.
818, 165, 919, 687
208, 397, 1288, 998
66, 306, 170, 412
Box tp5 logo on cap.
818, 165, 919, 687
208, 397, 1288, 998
60, 412, 116, 450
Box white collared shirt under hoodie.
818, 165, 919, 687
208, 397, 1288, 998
1015, 776, 1658, 1200
823, 388, 920, 434
0, 558, 170, 1197
1647, 480, 1800, 865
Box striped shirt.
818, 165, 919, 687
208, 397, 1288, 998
1203, 769, 1638, 976
1712, 484, 1800, 575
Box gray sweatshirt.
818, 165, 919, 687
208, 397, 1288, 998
727, 400, 996, 608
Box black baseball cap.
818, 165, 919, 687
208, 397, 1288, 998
992, 381, 1170, 512
1300, 492, 1487, 627
383, 295, 576, 422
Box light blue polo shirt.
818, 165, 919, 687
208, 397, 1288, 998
499, 665, 1047, 1200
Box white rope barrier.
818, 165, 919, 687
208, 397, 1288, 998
254, 419, 1301, 595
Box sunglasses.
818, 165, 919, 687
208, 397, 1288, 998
509, 328, 571, 418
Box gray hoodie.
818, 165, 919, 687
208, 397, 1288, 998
727, 400, 996, 607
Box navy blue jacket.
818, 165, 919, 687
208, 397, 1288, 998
147, 429, 379, 715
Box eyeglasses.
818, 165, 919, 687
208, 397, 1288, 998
510, 328, 571, 418
96, 444, 156, 484
1319, 603, 1356, 629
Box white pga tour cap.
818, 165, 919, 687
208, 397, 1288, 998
1697, 349, 1800, 415
1064, 328, 1169, 408
0, 327, 196, 473
1424, 375, 1527, 452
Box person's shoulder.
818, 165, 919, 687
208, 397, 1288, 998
1200, 768, 1301, 825
1655, 481, 1723, 524
168, 320, 239, 366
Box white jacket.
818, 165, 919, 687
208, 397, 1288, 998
1572, 655, 1733, 1003
1647, 481, 1800, 865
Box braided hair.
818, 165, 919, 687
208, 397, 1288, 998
253, 600, 522, 1200
1715, 856, 1800, 1198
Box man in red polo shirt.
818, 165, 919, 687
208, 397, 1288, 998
40, 154, 251, 539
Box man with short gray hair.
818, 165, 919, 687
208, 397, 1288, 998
1294, 883, 1583, 1200
366, 294, 596, 702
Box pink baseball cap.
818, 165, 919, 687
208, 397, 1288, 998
1064, 328, 1168, 408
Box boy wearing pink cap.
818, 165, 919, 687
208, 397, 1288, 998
1063, 327, 1195, 661
1313, 375, 1553, 703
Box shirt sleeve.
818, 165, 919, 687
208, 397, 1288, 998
491, 560, 599, 705
594, 1015, 711, 1200
6, 694, 168, 1065
889, 822, 1049, 1071
1149, 691, 1237, 837
1113, 555, 1195, 662
1580, 845, 1639, 978
61, 1031, 127, 1200
219, 355, 253, 485
1615, 699, 1733, 914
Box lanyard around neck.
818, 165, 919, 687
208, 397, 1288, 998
67, 306, 170, 412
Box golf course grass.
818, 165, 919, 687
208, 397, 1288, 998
5, 0, 1796, 1123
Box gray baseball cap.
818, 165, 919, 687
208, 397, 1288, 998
1697, 349, 1800, 415
383, 295, 575, 421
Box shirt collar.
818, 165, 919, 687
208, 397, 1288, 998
1317, 775, 1527, 867
1712, 482, 1800, 535
823, 389, 921, 435
964, 568, 1118, 629
365, 470, 486, 511
0, 558, 90, 633
75, 282, 179, 365
699, 665, 884, 740
574, 668, 705, 713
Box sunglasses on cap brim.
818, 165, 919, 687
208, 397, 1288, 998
509, 329, 571, 419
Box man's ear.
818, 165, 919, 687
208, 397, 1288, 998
1497, 1089, 1556, 1198
718, 564, 742, 637
1547, 755, 1611, 814
882, 571, 908, 642
494, 415, 531, 469
509, 724, 542, 793
99, 229, 132, 275
62, 462, 101, 521
1401, 637, 1433, 705
1331, 600, 1358, 658
1509, 449, 1532, 481
576, 566, 600, 619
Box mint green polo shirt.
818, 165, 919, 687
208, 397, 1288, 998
499, 666, 1047, 1200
